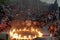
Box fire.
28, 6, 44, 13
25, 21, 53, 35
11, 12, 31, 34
9, 27, 43, 40
13, 33, 18, 39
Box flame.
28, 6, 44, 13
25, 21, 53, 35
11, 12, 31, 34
13, 29, 15, 32
31, 27, 34, 31
23, 28, 26, 31
28, 35, 32, 39
10, 31, 13, 37
10, 27, 43, 40
13, 33, 18, 39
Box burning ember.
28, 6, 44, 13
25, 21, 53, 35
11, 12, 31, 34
9, 27, 43, 40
